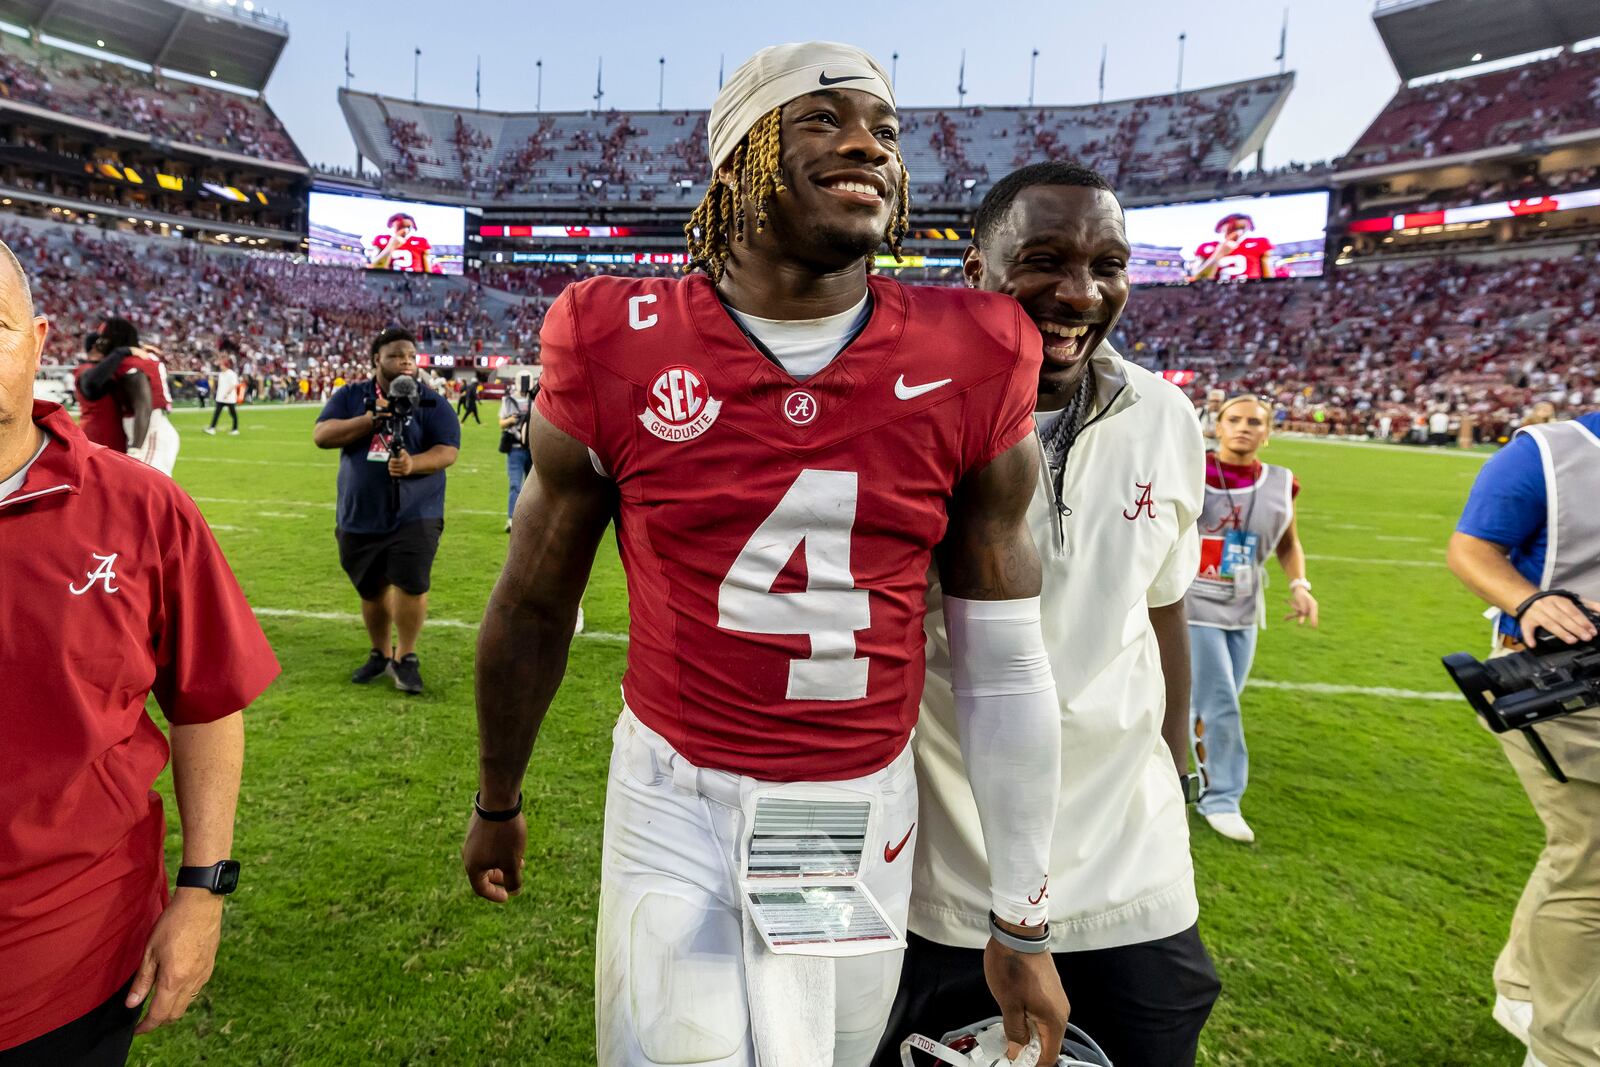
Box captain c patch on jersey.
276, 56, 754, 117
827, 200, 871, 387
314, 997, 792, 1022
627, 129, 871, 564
640, 364, 723, 442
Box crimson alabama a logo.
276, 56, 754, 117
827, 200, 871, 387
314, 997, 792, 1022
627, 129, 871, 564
640, 364, 722, 442
1123, 480, 1157, 521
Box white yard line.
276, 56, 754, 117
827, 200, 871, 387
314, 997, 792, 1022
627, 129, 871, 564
1306, 554, 1448, 568
194, 495, 507, 518
1278, 435, 1490, 460
252, 606, 627, 642
248, 607, 1456, 692
1247, 679, 1460, 702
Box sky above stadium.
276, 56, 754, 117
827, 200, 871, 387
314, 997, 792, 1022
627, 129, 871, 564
257, 0, 1399, 174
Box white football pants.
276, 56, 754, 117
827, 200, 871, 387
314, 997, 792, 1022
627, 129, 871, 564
597, 708, 917, 1067
122, 409, 179, 475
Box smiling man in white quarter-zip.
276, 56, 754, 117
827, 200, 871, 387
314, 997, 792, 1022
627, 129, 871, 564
876, 162, 1218, 1067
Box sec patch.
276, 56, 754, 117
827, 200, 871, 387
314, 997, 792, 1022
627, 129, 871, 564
640, 364, 722, 441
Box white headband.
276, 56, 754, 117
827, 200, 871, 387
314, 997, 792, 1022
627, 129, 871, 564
709, 41, 895, 170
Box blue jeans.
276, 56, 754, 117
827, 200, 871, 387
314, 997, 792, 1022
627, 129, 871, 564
506, 448, 532, 518
1189, 624, 1258, 816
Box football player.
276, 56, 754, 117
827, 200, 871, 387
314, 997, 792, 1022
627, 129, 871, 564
1188, 213, 1278, 282
72, 331, 130, 452
90, 317, 179, 475
369, 212, 434, 274
465, 41, 1070, 1067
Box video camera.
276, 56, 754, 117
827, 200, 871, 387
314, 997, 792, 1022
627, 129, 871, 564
1442, 592, 1600, 782
367, 374, 436, 461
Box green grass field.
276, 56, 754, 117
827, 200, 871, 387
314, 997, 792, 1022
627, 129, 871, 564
131, 404, 1534, 1066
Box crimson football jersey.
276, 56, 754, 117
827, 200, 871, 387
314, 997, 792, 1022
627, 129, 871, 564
72, 361, 129, 451
372, 233, 434, 273
1193, 235, 1275, 280
536, 273, 1041, 782
116, 354, 172, 410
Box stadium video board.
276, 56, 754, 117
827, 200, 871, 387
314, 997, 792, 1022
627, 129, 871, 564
1125, 189, 1330, 285
308, 187, 465, 275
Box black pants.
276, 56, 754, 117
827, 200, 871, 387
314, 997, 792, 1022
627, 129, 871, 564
873, 925, 1220, 1067
0, 976, 139, 1067
209, 402, 238, 430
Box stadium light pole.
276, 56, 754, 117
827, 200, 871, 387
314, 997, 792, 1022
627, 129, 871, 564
536, 59, 542, 112
658, 57, 665, 112
1098, 44, 1106, 103
1028, 48, 1038, 107
1176, 32, 1185, 94
957, 49, 966, 108
594, 57, 604, 113
891, 51, 899, 89
413, 47, 420, 102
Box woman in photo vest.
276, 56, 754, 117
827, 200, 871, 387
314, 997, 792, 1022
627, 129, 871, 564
1187, 394, 1319, 844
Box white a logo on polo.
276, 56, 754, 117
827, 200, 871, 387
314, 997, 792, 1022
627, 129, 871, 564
628, 294, 658, 331
641, 364, 722, 441
783, 390, 818, 426
69, 552, 120, 595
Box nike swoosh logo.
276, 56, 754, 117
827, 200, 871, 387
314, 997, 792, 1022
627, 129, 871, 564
819, 71, 871, 86
884, 824, 915, 863
895, 375, 953, 401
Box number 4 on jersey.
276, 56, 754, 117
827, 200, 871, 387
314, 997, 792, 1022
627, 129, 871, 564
716, 469, 870, 701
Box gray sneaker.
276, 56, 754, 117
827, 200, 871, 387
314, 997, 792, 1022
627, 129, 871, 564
390, 653, 424, 694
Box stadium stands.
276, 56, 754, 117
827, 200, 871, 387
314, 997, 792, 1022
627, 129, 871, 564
1118, 250, 1600, 437
1343, 46, 1600, 169
338, 75, 1292, 203
0, 32, 303, 165
12, 214, 540, 395
15, 200, 1593, 443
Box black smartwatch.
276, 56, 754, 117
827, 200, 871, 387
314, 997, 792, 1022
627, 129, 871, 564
176, 860, 241, 895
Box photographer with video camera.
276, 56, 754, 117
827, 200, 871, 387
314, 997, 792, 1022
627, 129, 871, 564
1446, 409, 1600, 1067
313, 327, 459, 695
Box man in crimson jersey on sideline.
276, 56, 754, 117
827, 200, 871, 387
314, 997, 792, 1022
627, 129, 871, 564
72, 331, 129, 452
1187, 213, 1282, 283
86, 317, 179, 475
464, 41, 1070, 1067
369, 212, 435, 274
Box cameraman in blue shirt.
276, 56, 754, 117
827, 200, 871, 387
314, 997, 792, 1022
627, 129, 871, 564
314, 328, 460, 694
1448, 409, 1600, 1067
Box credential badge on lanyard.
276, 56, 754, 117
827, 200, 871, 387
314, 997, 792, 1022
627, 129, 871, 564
1221, 529, 1261, 600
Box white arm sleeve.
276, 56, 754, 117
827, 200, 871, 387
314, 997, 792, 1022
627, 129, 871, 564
944, 594, 1061, 927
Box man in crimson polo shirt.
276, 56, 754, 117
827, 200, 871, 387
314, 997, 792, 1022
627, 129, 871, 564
0, 243, 279, 1065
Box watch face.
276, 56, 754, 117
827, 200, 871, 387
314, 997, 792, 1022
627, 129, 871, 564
216, 860, 241, 894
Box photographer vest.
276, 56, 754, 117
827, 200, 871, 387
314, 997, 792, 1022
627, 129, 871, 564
1186, 462, 1295, 631
1520, 420, 1600, 603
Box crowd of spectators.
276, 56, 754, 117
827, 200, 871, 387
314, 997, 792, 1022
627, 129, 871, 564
348, 77, 1286, 203
1344, 47, 1600, 169
1348, 163, 1600, 220
12, 215, 542, 401
12, 202, 1600, 443
1118, 251, 1600, 442
0, 34, 302, 164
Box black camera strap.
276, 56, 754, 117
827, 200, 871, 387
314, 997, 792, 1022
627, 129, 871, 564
1513, 588, 1586, 624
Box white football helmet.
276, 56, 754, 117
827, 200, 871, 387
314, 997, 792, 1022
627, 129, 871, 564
898, 1016, 1113, 1067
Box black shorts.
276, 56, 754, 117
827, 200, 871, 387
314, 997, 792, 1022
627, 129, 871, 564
336, 518, 443, 600
873, 925, 1220, 1067
0, 974, 138, 1066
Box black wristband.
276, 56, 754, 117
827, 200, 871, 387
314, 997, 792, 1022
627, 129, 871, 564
1513, 589, 1578, 623
473, 791, 523, 822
